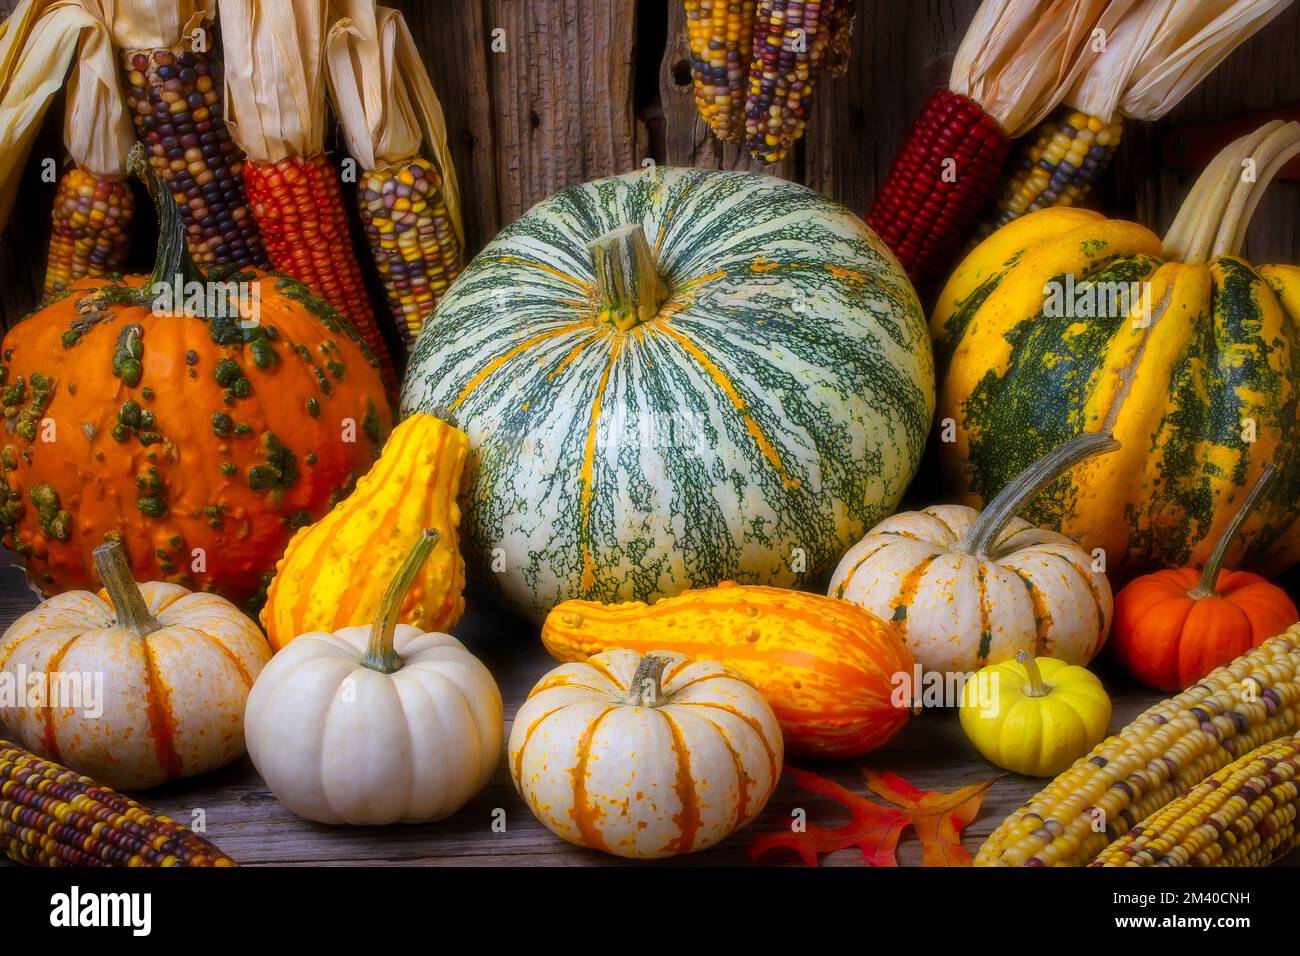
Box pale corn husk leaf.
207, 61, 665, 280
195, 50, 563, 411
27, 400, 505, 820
325, 2, 462, 245
1120, 0, 1293, 121
952, 0, 1143, 137
111, 0, 215, 49
65, 0, 133, 179
220, 0, 330, 161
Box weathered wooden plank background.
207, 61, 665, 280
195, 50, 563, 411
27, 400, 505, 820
3, 0, 1299, 328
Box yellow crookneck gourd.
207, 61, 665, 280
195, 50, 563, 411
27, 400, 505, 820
261, 413, 468, 651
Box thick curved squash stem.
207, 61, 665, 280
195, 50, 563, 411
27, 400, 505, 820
959, 433, 1120, 558
92, 541, 161, 637
588, 224, 667, 332
360, 527, 441, 674
1015, 650, 1049, 698
624, 654, 670, 708
1164, 121, 1300, 264
1191, 464, 1277, 599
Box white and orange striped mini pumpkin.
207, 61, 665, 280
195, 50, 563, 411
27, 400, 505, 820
510, 649, 782, 859
0, 542, 270, 790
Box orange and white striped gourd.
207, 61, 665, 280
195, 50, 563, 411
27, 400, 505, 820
0, 542, 270, 790
261, 413, 467, 651
830, 433, 1117, 677
541, 581, 912, 758
510, 649, 782, 858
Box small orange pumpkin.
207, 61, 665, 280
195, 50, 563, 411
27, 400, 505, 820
1111, 465, 1299, 691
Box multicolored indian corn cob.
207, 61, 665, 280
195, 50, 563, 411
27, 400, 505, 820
976, 629, 1300, 867
686, 0, 756, 143
358, 158, 462, 344
1, 739, 236, 867
1091, 735, 1300, 867
42, 168, 135, 297
866, 88, 1011, 291
745, 0, 838, 165
982, 109, 1123, 234
121, 44, 267, 269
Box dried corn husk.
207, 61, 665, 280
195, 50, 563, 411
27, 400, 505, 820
219, 0, 330, 161
66, 0, 133, 180
325, 1, 462, 245
950, 0, 1143, 136
110, 0, 213, 49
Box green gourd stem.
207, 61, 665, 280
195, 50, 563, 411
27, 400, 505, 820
1016, 651, 1048, 698
959, 433, 1121, 558
92, 541, 161, 637
624, 654, 670, 707
360, 528, 441, 674
588, 224, 666, 332
1191, 464, 1277, 599
126, 141, 205, 305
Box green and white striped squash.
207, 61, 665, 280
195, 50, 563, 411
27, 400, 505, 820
401, 165, 934, 620
932, 122, 1300, 579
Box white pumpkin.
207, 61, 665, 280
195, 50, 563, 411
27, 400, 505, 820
830, 434, 1117, 676
0, 542, 270, 790
244, 530, 502, 825
510, 648, 782, 859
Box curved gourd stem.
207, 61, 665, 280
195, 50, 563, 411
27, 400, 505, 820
1015, 651, 1048, 698
959, 433, 1121, 558
1163, 121, 1300, 263
125, 142, 207, 308
588, 224, 667, 332
1191, 464, 1276, 599
624, 654, 670, 707
359, 528, 441, 674
92, 541, 161, 637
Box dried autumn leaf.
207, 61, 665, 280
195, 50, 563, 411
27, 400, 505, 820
750, 766, 998, 867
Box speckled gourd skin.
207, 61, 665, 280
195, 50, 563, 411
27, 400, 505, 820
260, 413, 468, 652
541, 581, 914, 758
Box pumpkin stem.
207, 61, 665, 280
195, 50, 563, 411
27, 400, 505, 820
360, 528, 441, 674
959, 433, 1120, 558
1163, 121, 1300, 263
1191, 464, 1276, 599
588, 225, 667, 332
1016, 651, 1049, 698
624, 654, 671, 707
125, 142, 208, 310
92, 541, 161, 637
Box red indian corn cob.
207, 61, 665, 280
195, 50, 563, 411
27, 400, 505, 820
686, 0, 756, 143
358, 158, 462, 345
1, 739, 236, 866
866, 88, 1010, 291
121, 44, 267, 269
1091, 735, 1300, 867
42, 168, 135, 297
745, 0, 833, 165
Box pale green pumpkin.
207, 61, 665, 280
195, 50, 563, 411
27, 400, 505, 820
402, 165, 934, 619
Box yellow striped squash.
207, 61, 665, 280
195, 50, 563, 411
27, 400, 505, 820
402, 165, 934, 621
260, 413, 467, 651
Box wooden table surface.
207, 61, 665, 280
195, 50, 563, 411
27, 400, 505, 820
4, 557, 1295, 868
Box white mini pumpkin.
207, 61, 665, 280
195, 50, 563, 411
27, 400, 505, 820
244, 530, 503, 825
830, 434, 1117, 676
510, 648, 783, 859
0, 542, 270, 790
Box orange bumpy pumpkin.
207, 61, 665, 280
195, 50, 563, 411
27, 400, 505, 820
0, 145, 392, 610
1111, 465, 1299, 691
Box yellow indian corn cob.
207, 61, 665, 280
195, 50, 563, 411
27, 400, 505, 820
1, 739, 236, 866
358, 158, 462, 344
977, 628, 1300, 867
686, 0, 756, 143
1091, 735, 1300, 867
42, 167, 135, 297
984, 109, 1123, 232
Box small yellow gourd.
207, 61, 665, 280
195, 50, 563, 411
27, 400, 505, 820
958, 652, 1111, 777
261, 413, 468, 651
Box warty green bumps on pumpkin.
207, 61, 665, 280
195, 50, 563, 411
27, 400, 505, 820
402, 165, 935, 620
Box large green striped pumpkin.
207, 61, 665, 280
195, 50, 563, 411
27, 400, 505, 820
932, 122, 1300, 579
401, 165, 934, 620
